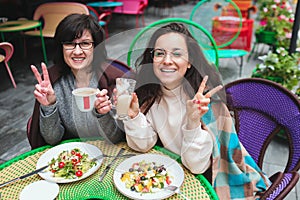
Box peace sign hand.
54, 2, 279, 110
186, 76, 223, 129
31, 63, 56, 106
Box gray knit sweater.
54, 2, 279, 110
40, 72, 123, 145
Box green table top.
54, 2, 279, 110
0, 139, 218, 200
0, 20, 41, 32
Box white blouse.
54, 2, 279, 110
124, 85, 213, 174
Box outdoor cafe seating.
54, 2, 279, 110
109, 0, 149, 28
225, 78, 300, 199
190, 0, 254, 77
0, 1, 299, 199
23, 2, 89, 38
0, 138, 218, 199
87, 5, 113, 37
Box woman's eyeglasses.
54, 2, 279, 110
62, 41, 94, 50
151, 48, 188, 62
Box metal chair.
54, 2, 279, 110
23, 2, 89, 38
87, 5, 112, 37
127, 18, 219, 69
190, 0, 253, 77
110, 0, 148, 28
225, 78, 300, 199
0, 42, 16, 88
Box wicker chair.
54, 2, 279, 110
225, 78, 300, 199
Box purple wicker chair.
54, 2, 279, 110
225, 78, 300, 199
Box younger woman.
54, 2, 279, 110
122, 22, 269, 199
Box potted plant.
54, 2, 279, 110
252, 47, 300, 91
255, 0, 295, 49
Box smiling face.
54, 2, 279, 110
153, 33, 191, 90
63, 29, 94, 73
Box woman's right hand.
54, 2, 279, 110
31, 62, 56, 106
128, 93, 139, 119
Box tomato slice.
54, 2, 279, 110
76, 170, 83, 177
76, 152, 82, 159
58, 162, 65, 168
166, 176, 172, 185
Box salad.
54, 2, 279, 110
121, 160, 172, 193
48, 148, 96, 179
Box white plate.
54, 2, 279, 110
113, 154, 184, 200
36, 142, 103, 183
19, 180, 59, 200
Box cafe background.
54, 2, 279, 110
0, 0, 299, 199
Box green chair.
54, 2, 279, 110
190, 0, 249, 77
127, 18, 219, 70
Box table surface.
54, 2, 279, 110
0, 19, 48, 65
87, 1, 123, 8
0, 139, 218, 200
0, 20, 41, 32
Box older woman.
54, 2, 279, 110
28, 14, 127, 149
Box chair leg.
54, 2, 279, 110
104, 26, 109, 38
136, 15, 139, 28
233, 56, 243, 77
4, 63, 17, 88
239, 56, 243, 77
135, 14, 145, 28
39, 27, 48, 65
142, 14, 145, 27
247, 42, 257, 62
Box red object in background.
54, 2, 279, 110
231, 0, 253, 18
110, 0, 148, 28
212, 17, 254, 52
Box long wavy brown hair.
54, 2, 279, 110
134, 22, 225, 113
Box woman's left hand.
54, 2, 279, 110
128, 93, 140, 119
94, 89, 112, 114
186, 76, 223, 129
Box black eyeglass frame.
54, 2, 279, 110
61, 41, 94, 50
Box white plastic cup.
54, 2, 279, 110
72, 87, 98, 112
115, 78, 136, 119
